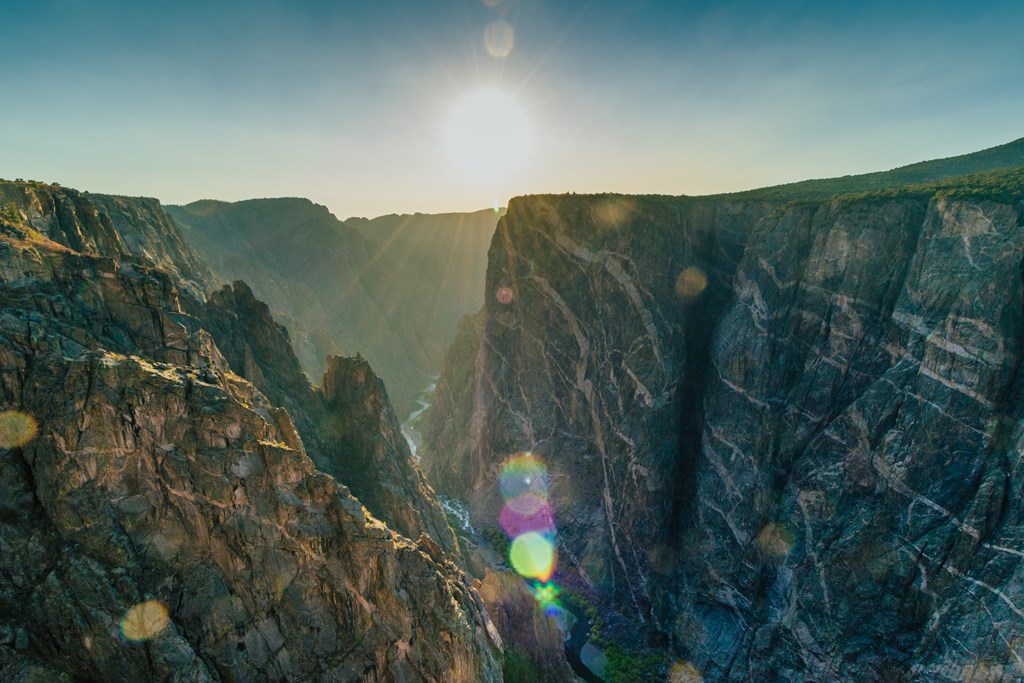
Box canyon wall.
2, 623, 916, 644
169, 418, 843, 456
0, 182, 503, 682
423, 173, 1024, 679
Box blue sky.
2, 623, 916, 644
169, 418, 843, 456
1, 0, 1022, 216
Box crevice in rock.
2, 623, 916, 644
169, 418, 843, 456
667, 221, 743, 543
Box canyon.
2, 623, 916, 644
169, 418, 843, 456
1, 136, 1024, 681
423, 148, 1024, 679
0, 183, 503, 681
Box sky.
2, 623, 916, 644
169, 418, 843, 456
1, 0, 1023, 218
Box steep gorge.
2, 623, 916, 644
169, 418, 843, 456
5, 139, 1024, 681
0, 182, 505, 681
423, 167, 1024, 679
167, 200, 499, 416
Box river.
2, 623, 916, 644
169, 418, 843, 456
560, 598, 604, 682
400, 379, 436, 461
401, 384, 604, 681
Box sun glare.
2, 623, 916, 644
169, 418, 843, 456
445, 89, 531, 180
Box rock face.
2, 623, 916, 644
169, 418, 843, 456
0, 183, 502, 682
167, 200, 500, 416
0, 181, 215, 298
474, 569, 575, 682
318, 354, 460, 555
201, 280, 458, 556
425, 195, 765, 608
423, 168, 1024, 679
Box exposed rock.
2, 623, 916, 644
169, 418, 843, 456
424, 195, 765, 612
0, 185, 502, 681
318, 354, 460, 555
474, 569, 575, 682
423, 172, 1024, 679
0, 181, 215, 298
200, 280, 459, 556
201, 280, 320, 429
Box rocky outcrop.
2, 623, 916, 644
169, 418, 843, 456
423, 169, 1024, 679
200, 280, 458, 556
0, 185, 502, 681
424, 195, 766, 609
201, 280, 320, 430
166, 198, 365, 382
0, 181, 215, 298
319, 355, 460, 555
474, 569, 575, 682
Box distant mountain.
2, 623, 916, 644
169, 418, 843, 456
167, 200, 500, 415
724, 135, 1024, 200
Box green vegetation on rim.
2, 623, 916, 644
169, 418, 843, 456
0, 202, 21, 226
513, 137, 1024, 211
736, 165, 1024, 206
719, 136, 1024, 201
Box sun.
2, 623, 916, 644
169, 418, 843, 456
445, 89, 532, 180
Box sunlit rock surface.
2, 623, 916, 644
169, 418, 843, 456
318, 354, 460, 555
423, 172, 1024, 679
0, 183, 502, 682
0, 181, 215, 299
201, 281, 458, 555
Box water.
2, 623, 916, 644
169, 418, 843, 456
437, 494, 476, 534
399, 376, 603, 679
401, 379, 437, 460
560, 598, 603, 682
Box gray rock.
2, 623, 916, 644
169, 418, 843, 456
424, 185, 1024, 679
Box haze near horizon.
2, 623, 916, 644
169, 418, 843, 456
1, 0, 1022, 217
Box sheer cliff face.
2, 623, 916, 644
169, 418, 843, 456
0, 185, 501, 681
423, 189, 1024, 679
424, 196, 766, 601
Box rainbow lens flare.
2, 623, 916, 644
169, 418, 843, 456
500, 497, 554, 538
499, 452, 563, 605
0, 411, 37, 449
499, 452, 548, 500
532, 581, 561, 616
510, 531, 555, 580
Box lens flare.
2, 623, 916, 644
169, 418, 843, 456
504, 491, 549, 516
669, 660, 705, 682
756, 522, 795, 557
499, 452, 562, 595
532, 581, 561, 616
510, 532, 555, 581
594, 198, 636, 227
675, 267, 708, 300
120, 601, 170, 642
500, 497, 554, 538
496, 286, 514, 304
534, 582, 558, 603
484, 20, 515, 58
499, 452, 548, 500
0, 411, 37, 449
